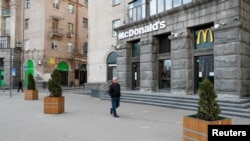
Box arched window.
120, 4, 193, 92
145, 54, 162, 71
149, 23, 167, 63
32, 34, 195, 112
107, 52, 117, 81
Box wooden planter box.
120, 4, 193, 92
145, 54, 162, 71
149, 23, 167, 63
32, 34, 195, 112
183, 115, 232, 141
44, 96, 64, 114
24, 90, 38, 100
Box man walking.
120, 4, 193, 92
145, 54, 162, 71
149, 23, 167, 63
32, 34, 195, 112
108, 77, 121, 118
17, 79, 23, 92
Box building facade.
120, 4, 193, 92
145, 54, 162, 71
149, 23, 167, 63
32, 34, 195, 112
88, 0, 126, 85
0, 0, 88, 88
0, 0, 22, 88
89, 0, 250, 97
115, 0, 250, 97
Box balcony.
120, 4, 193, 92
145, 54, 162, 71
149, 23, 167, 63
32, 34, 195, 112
49, 28, 64, 38
1, 29, 10, 36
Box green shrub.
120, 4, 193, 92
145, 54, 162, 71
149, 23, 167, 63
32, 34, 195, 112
197, 79, 221, 121
48, 69, 62, 97
27, 73, 36, 90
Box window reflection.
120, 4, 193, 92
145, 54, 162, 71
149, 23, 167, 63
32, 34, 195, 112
159, 60, 171, 90
173, 0, 181, 7
129, 0, 146, 23
158, 0, 164, 13
183, 0, 192, 4
129, 0, 193, 23
165, 0, 172, 10
150, 0, 157, 16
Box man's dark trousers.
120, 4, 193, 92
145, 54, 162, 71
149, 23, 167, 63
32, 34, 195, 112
111, 97, 120, 116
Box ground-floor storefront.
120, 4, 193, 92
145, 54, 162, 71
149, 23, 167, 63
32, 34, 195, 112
115, 18, 250, 97
22, 57, 87, 88
0, 48, 22, 89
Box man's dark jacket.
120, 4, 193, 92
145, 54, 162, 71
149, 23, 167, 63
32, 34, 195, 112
108, 83, 121, 98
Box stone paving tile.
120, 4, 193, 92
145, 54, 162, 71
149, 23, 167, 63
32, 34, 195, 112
0, 89, 249, 141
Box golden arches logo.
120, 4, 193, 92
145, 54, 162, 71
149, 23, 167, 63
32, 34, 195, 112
196, 28, 214, 45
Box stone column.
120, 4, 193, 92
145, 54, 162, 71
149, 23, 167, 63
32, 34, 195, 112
170, 31, 193, 95
116, 42, 131, 90
213, 22, 250, 97
10, 0, 17, 49
2, 49, 11, 87
139, 37, 157, 92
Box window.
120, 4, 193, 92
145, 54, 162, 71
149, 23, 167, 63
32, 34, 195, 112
158, 0, 165, 13
24, 40, 29, 51
113, 0, 120, 6
183, 0, 192, 4
83, 0, 88, 7
194, 26, 214, 49
150, 0, 157, 16
53, 0, 59, 9
83, 18, 88, 28
0, 37, 9, 48
158, 33, 171, 54
75, 70, 79, 79
52, 41, 58, 50
112, 19, 121, 36
132, 41, 140, 57
83, 42, 88, 54
150, 0, 169, 15
0, 58, 3, 67
25, 19, 29, 29
165, 0, 172, 10
129, 0, 146, 23
25, 0, 30, 8
52, 19, 59, 32
130, 0, 195, 20
68, 4, 74, 14
159, 59, 171, 90
173, 0, 181, 8
67, 43, 73, 52
68, 23, 73, 33
150, 0, 172, 16
3, 17, 10, 35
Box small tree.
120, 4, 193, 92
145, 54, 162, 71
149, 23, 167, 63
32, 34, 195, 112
27, 73, 36, 90
197, 79, 221, 121
48, 69, 62, 97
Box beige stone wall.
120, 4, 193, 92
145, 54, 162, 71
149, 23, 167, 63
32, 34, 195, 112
88, 0, 130, 83
23, 0, 45, 80
22, 0, 88, 85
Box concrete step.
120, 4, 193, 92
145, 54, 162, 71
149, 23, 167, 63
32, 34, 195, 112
101, 92, 250, 119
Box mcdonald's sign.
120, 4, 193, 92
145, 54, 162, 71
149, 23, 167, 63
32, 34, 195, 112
196, 28, 214, 45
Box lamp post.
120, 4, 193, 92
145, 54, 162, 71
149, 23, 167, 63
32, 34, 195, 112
10, 41, 22, 97
10, 48, 13, 97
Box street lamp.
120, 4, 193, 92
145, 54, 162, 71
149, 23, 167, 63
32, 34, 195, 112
10, 47, 13, 97
10, 41, 22, 97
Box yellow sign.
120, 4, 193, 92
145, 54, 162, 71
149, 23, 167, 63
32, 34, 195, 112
196, 28, 214, 45
49, 57, 55, 66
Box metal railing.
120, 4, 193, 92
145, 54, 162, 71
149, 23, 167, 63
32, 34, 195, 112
1, 30, 10, 36
51, 28, 64, 34
49, 28, 64, 38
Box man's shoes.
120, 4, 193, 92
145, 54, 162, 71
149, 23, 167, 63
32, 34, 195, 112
114, 115, 119, 118
110, 109, 113, 115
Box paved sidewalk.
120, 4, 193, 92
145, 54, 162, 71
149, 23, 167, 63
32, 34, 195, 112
0, 89, 249, 141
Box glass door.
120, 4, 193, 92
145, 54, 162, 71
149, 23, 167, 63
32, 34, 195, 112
159, 59, 171, 91
132, 62, 140, 90
0, 70, 4, 87
194, 55, 214, 93
59, 71, 68, 86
